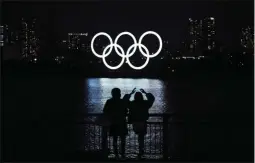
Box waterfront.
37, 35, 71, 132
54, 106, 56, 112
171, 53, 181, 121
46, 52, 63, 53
3, 75, 253, 161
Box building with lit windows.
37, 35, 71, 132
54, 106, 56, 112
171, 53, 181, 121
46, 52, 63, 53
202, 17, 216, 51
29, 18, 39, 60
0, 26, 4, 47
3, 25, 10, 44
21, 18, 29, 58
68, 33, 88, 51
1, 24, 19, 46
188, 18, 203, 52
241, 26, 254, 50
20, 18, 39, 61
185, 17, 216, 56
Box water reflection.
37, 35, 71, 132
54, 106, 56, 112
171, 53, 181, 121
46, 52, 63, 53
85, 78, 168, 113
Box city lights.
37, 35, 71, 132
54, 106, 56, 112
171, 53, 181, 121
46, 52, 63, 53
1, 13, 252, 73
68, 32, 89, 50
241, 26, 254, 49
55, 56, 65, 64
68, 33, 88, 36
185, 17, 216, 53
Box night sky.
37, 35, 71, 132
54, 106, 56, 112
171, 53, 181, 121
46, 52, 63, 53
2, 0, 254, 50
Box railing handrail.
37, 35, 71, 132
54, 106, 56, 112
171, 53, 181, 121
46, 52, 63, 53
78, 113, 210, 124
83, 113, 174, 116
80, 112, 211, 160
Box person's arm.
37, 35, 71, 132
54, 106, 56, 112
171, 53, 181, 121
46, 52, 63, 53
123, 88, 136, 120
122, 87, 136, 106
140, 89, 155, 108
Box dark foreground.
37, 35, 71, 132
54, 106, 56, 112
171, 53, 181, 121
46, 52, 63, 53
2, 69, 254, 162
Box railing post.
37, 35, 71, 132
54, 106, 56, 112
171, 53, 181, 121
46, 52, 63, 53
163, 114, 169, 160
102, 126, 108, 159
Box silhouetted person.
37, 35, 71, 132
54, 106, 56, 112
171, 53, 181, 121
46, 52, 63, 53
128, 89, 155, 159
103, 87, 136, 159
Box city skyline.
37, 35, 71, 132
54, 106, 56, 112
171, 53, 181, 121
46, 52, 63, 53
1, 1, 253, 72
2, 1, 253, 50
1, 17, 253, 65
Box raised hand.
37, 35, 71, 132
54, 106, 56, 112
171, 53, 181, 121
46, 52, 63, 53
140, 89, 146, 94
130, 88, 136, 94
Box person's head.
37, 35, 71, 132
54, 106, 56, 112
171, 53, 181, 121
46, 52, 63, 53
134, 92, 144, 101
111, 88, 121, 99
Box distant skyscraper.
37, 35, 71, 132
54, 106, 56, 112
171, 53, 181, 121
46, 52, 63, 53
20, 18, 39, 61
1, 24, 20, 46
29, 18, 39, 59
188, 18, 203, 52
241, 26, 254, 50
68, 33, 88, 51
15, 31, 19, 41
202, 17, 216, 51
0, 26, 4, 47
21, 18, 29, 58
185, 17, 216, 56
4, 25, 9, 44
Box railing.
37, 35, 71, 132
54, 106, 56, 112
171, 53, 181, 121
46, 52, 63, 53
78, 113, 175, 160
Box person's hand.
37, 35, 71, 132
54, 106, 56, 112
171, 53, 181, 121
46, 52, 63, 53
140, 89, 147, 94
130, 88, 136, 95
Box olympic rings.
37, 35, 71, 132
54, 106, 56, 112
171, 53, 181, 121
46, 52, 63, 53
90, 31, 162, 70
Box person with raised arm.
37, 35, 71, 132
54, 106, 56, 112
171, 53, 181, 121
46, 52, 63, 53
128, 89, 155, 159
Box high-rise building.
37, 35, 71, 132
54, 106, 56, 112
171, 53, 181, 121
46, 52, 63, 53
1, 24, 19, 46
0, 24, 14, 45
3, 25, 10, 44
68, 33, 88, 51
188, 18, 203, 52
20, 18, 39, 61
29, 18, 39, 59
241, 26, 254, 50
185, 17, 216, 55
21, 18, 29, 58
202, 17, 216, 50
15, 31, 20, 41
0, 26, 4, 47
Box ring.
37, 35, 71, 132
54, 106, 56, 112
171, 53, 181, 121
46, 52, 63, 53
90, 31, 162, 70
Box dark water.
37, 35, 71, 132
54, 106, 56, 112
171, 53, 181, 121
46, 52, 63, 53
3, 75, 253, 161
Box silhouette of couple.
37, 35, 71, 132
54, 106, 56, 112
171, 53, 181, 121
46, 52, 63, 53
103, 87, 155, 159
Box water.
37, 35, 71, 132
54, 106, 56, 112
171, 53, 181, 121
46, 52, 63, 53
84, 78, 169, 114
83, 77, 234, 115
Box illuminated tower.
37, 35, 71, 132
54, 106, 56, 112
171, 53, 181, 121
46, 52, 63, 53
29, 18, 39, 60
202, 17, 216, 51
21, 18, 29, 59
188, 18, 203, 53
241, 26, 254, 50
68, 33, 88, 51
4, 25, 9, 44
20, 18, 39, 61
0, 26, 4, 47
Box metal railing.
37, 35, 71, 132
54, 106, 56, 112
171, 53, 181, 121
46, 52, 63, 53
78, 113, 174, 160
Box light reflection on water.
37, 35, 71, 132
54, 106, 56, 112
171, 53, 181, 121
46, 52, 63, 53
85, 78, 169, 113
